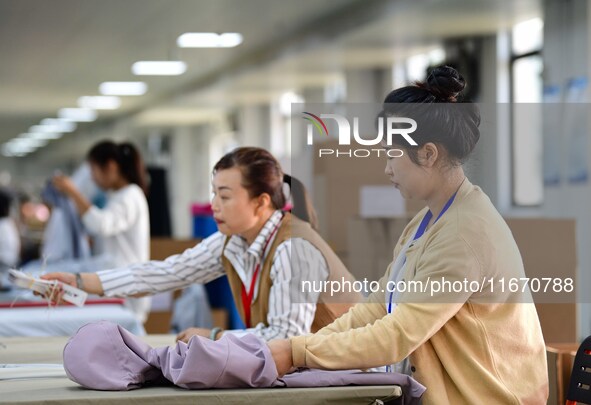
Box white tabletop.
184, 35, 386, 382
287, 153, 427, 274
0, 334, 401, 405
0, 304, 145, 337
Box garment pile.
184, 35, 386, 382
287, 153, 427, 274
63, 321, 425, 405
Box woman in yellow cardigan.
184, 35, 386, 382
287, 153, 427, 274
269, 66, 549, 404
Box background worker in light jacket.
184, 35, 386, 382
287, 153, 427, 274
43, 147, 362, 342
51, 140, 152, 322
0, 189, 20, 275
268, 66, 548, 405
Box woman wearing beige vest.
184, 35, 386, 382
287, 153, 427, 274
42, 147, 361, 342
269, 66, 548, 404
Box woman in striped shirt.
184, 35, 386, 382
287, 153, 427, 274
43, 147, 361, 342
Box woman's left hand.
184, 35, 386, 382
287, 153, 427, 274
53, 175, 77, 196
176, 327, 215, 343
267, 339, 294, 377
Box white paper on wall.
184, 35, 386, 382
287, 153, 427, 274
359, 186, 405, 218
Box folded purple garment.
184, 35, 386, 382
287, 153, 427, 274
63, 321, 276, 390
63, 321, 425, 405
62, 319, 162, 390
148, 328, 277, 389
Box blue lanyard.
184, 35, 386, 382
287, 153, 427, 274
412, 191, 458, 242
387, 191, 458, 315
385, 191, 458, 374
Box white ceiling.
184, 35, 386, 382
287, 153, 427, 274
0, 0, 542, 143
0, 0, 360, 139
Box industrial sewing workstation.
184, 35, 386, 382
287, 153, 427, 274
1, 1, 590, 404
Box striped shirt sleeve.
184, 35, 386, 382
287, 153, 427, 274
97, 232, 227, 297
224, 237, 329, 341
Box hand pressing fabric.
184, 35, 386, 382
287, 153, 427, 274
267, 339, 294, 377
176, 327, 222, 343
62, 321, 426, 405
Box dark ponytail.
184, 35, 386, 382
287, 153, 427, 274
0, 188, 12, 218
87, 140, 147, 194
380, 65, 481, 166
283, 174, 319, 231
117, 143, 147, 194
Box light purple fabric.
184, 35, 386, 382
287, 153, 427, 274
62, 320, 161, 390
279, 369, 425, 405
148, 328, 277, 389
63, 321, 425, 405
63, 321, 276, 390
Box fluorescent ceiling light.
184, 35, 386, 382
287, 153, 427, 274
23, 132, 63, 140
36, 119, 77, 133
279, 91, 304, 116
9, 138, 48, 148
177, 32, 243, 48
1, 149, 25, 157
58, 108, 97, 122
1, 145, 27, 157
131, 61, 187, 76
78, 96, 121, 110
3, 138, 46, 156
219, 33, 243, 48
3, 144, 34, 153
99, 81, 148, 96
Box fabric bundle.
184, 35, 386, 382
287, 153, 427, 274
41, 181, 91, 261
63, 321, 425, 405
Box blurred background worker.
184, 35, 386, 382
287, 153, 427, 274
0, 189, 20, 286
50, 140, 152, 322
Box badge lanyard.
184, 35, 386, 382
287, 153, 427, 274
385, 191, 458, 373
387, 191, 458, 314
241, 218, 282, 328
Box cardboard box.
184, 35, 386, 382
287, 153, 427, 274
313, 139, 424, 254
144, 308, 229, 334
359, 186, 405, 217
150, 238, 200, 261
145, 238, 204, 334
144, 311, 173, 334
505, 218, 577, 343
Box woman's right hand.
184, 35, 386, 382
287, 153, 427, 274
52, 175, 78, 197
38, 272, 77, 304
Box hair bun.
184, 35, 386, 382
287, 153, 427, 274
426, 65, 466, 102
